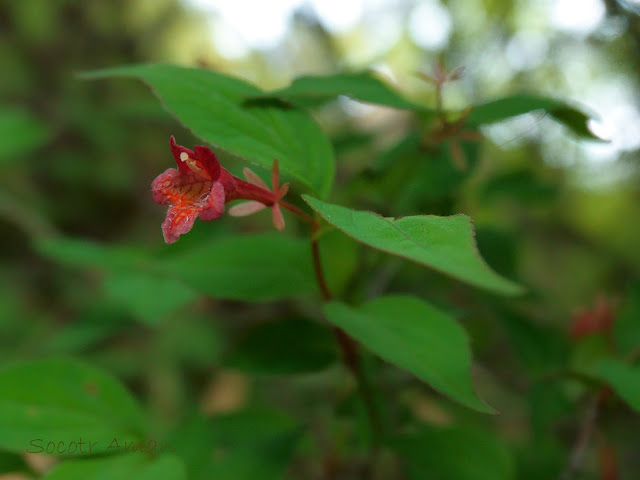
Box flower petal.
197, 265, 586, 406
193, 145, 221, 180
151, 168, 181, 205
162, 204, 200, 244
199, 181, 226, 221
278, 182, 290, 199
242, 167, 270, 190
152, 168, 213, 207
271, 204, 285, 231
170, 136, 195, 174
228, 200, 267, 217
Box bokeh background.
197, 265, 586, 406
2, 0, 640, 478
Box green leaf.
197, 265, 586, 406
158, 233, 316, 301
481, 169, 559, 204
614, 282, 640, 357
0, 451, 28, 474
596, 358, 640, 412
324, 296, 496, 413
465, 94, 602, 140
35, 237, 196, 323
303, 196, 522, 295
34, 236, 150, 273
0, 106, 51, 167
43, 454, 186, 480
223, 317, 338, 375
0, 358, 146, 454
81, 64, 334, 197
169, 410, 302, 480
248, 71, 429, 111
392, 425, 514, 480
103, 271, 198, 325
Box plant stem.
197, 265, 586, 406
559, 388, 607, 480
309, 219, 383, 447
280, 199, 314, 224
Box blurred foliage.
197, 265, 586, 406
1, 0, 640, 479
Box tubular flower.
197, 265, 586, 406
151, 136, 289, 243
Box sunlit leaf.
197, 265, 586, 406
248, 71, 429, 111
81, 64, 335, 197
304, 196, 523, 295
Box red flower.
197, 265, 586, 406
569, 297, 616, 340
152, 136, 289, 243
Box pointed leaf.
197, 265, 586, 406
303, 196, 522, 295
324, 296, 496, 413
81, 64, 334, 197
596, 358, 640, 412
466, 94, 602, 140
248, 71, 429, 111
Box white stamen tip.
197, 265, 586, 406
179, 152, 189, 162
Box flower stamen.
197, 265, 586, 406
179, 152, 201, 173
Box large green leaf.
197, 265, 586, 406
36, 233, 315, 304
81, 64, 334, 197
324, 296, 496, 413
102, 271, 198, 325
158, 233, 316, 301
223, 317, 338, 375
465, 94, 602, 140
169, 410, 301, 480
0, 106, 51, 167
392, 425, 514, 480
247, 71, 428, 111
303, 196, 522, 295
43, 455, 186, 480
0, 358, 146, 454
34, 236, 197, 323
596, 358, 640, 412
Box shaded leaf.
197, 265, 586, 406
0, 106, 51, 167
304, 196, 522, 295
81, 64, 334, 197
614, 282, 640, 357
103, 271, 198, 325
392, 425, 514, 480
158, 233, 316, 301
597, 358, 640, 412
43, 454, 186, 480
0, 358, 146, 454
324, 296, 496, 413
224, 317, 338, 375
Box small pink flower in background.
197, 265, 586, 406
152, 136, 289, 243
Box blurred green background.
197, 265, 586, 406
2, 0, 640, 478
